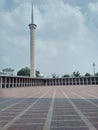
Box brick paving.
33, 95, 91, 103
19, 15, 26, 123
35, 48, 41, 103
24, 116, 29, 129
0, 85, 98, 130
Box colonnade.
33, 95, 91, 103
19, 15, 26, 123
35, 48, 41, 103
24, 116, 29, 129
0, 76, 44, 88
44, 77, 97, 86
0, 76, 98, 88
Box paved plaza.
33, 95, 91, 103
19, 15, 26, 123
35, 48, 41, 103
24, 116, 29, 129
0, 85, 98, 130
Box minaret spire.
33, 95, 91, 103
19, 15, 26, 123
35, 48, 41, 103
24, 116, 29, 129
31, 1, 34, 24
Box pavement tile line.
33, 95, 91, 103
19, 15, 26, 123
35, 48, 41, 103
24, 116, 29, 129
51, 126, 88, 128
0, 89, 50, 130
0, 88, 40, 106
87, 93, 98, 99
60, 88, 96, 130
43, 89, 56, 130
72, 92, 98, 108
0, 89, 45, 112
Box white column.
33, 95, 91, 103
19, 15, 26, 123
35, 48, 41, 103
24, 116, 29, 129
59, 79, 61, 85
68, 78, 69, 85
15, 78, 17, 87
51, 79, 53, 85
0, 77, 2, 88
12, 78, 14, 88
94, 77, 96, 84
56, 79, 58, 85
29, 79, 30, 87
75, 78, 77, 85
73, 78, 74, 85
71, 78, 73, 85
8, 77, 10, 88
17, 78, 18, 87
60, 79, 62, 85
58, 79, 60, 85
21, 78, 23, 87
49, 79, 51, 86
23, 78, 24, 87
25, 78, 26, 86
90, 78, 92, 85
82, 78, 84, 85
63, 79, 65, 85
86, 78, 88, 85
5, 77, 7, 88
55, 79, 56, 85
64, 79, 65, 85
27, 79, 29, 86
27, 78, 28, 86
19, 78, 20, 87
61, 79, 63, 85
32, 79, 34, 86
79, 78, 81, 85
30, 79, 31, 86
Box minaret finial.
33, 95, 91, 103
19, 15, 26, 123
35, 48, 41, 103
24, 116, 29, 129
31, 1, 34, 24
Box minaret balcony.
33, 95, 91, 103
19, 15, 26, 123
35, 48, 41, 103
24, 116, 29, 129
29, 24, 37, 29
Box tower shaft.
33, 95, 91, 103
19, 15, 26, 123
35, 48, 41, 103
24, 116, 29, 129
29, 1, 37, 78
29, 24, 37, 77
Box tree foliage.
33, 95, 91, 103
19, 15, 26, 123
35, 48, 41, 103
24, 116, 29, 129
52, 74, 59, 78
95, 72, 98, 76
72, 71, 81, 77
17, 67, 40, 77
0, 72, 2, 74
62, 74, 70, 78
52, 74, 57, 78
36, 70, 40, 77
17, 67, 30, 76
85, 73, 91, 76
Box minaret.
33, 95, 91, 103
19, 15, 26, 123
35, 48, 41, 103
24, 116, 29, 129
29, 2, 37, 77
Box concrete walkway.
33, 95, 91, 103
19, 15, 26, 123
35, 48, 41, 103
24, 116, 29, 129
0, 85, 98, 130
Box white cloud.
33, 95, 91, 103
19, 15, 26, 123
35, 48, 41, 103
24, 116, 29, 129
0, 2, 31, 71
88, 2, 98, 12
0, 3, 31, 45
35, 0, 98, 76
36, 1, 89, 75
87, 2, 98, 28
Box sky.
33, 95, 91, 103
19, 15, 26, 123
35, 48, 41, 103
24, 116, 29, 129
0, 0, 98, 77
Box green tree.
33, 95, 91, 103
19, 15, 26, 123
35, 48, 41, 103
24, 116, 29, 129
0, 72, 3, 75
17, 67, 40, 77
52, 74, 57, 78
17, 67, 30, 76
73, 71, 81, 77
85, 73, 91, 76
36, 70, 40, 77
95, 72, 98, 76
62, 74, 70, 78
52, 74, 59, 78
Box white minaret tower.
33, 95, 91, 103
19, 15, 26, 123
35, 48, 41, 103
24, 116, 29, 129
29, 2, 37, 77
